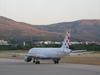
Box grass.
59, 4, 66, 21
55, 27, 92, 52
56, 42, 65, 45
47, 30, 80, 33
60, 57, 100, 65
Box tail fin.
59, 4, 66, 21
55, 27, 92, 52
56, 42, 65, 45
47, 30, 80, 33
61, 30, 70, 49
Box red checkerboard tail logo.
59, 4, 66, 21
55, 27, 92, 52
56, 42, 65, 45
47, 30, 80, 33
61, 30, 70, 49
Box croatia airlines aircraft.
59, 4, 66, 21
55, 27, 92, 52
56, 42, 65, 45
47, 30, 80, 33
7, 30, 93, 64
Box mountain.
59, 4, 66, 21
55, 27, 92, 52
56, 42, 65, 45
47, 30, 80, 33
0, 16, 63, 41
0, 16, 100, 42
32, 20, 100, 41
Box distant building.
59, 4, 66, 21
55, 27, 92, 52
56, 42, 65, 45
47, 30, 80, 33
23, 42, 25, 46
83, 41, 100, 45
44, 41, 61, 44
0, 40, 8, 45
34, 41, 43, 44
69, 42, 82, 45
44, 41, 51, 44
34, 41, 100, 45
34, 41, 61, 45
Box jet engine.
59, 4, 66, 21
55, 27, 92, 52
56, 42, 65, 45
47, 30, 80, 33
24, 56, 32, 62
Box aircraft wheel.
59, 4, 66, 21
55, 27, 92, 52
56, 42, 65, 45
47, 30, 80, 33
35, 61, 40, 64
54, 60, 59, 64
33, 61, 35, 63
35, 61, 38, 64
56, 61, 59, 64
35, 62, 37, 64
38, 61, 40, 64
54, 61, 56, 64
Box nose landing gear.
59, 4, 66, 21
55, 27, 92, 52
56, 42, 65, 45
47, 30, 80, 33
33, 58, 40, 64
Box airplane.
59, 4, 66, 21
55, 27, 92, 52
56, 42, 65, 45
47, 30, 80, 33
7, 30, 93, 64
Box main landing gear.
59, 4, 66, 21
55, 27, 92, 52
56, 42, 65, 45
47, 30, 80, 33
33, 58, 60, 64
53, 59, 60, 64
35, 61, 40, 64
33, 58, 40, 64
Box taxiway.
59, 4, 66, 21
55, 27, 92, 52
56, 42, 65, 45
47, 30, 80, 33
0, 58, 100, 75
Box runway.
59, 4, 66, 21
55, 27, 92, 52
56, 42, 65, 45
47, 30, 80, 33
0, 58, 100, 75
66, 55, 100, 57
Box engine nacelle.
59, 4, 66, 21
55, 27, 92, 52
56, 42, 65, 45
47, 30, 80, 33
24, 56, 32, 62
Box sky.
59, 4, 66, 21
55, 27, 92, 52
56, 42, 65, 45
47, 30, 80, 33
0, 0, 100, 25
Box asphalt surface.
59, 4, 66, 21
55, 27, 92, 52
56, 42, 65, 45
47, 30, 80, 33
0, 58, 100, 75
66, 55, 100, 57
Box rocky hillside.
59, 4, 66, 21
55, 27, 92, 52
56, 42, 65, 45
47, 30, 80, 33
0, 16, 63, 41
28, 20, 100, 41
0, 16, 100, 41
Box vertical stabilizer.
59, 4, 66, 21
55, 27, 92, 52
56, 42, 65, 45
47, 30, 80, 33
61, 30, 70, 49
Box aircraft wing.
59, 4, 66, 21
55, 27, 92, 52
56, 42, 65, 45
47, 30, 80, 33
6, 52, 47, 58
6, 52, 28, 57
68, 51, 94, 56
72, 50, 87, 52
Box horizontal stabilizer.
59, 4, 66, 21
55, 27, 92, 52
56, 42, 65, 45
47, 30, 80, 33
72, 50, 87, 52
68, 51, 94, 56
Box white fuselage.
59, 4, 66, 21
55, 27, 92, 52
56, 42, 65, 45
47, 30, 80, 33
28, 48, 71, 59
